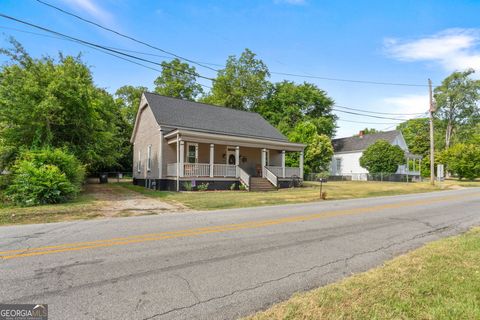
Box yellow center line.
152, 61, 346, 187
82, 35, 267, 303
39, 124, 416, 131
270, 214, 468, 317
1, 192, 478, 260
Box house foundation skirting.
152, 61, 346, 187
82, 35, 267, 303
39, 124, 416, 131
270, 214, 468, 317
133, 177, 303, 191
133, 178, 240, 191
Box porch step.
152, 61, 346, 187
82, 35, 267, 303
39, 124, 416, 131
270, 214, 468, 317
249, 177, 276, 192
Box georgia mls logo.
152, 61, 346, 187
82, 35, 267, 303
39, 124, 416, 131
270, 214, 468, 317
0, 304, 48, 320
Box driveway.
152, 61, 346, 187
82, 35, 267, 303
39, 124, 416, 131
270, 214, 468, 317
1, 188, 479, 319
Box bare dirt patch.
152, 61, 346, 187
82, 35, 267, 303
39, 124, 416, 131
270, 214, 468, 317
85, 183, 188, 217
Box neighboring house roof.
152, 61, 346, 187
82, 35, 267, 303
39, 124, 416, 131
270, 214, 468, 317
143, 92, 288, 142
332, 130, 403, 153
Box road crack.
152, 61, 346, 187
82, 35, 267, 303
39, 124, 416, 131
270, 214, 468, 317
143, 225, 453, 319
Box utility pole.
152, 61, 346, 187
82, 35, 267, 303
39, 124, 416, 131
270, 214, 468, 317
428, 79, 435, 185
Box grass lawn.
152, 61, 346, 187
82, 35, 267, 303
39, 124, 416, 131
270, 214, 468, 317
245, 227, 480, 320
1, 179, 479, 225
0, 193, 100, 225
118, 179, 479, 211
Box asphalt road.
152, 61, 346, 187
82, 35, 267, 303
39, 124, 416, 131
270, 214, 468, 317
1, 188, 480, 320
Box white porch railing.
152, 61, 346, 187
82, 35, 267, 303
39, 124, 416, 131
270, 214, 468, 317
183, 163, 210, 177
264, 166, 278, 187
266, 166, 301, 178
237, 166, 250, 190
167, 163, 237, 178
213, 164, 237, 177
167, 163, 177, 177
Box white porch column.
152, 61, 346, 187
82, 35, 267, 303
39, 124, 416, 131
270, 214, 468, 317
209, 144, 214, 177
299, 150, 304, 179
235, 146, 240, 178
179, 140, 185, 177
261, 148, 266, 178
176, 134, 179, 192
281, 150, 286, 178
158, 129, 163, 179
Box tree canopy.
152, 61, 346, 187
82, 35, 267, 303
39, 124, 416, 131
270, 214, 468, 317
202, 49, 270, 111
0, 39, 123, 172
434, 69, 480, 149
154, 58, 203, 100
359, 140, 405, 174
256, 81, 337, 137
287, 121, 334, 174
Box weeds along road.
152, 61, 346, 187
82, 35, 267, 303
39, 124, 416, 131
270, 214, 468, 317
1, 188, 479, 320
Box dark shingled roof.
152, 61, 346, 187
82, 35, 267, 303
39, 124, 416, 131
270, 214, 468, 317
332, 130, 401, 153
143, 92, 288, 141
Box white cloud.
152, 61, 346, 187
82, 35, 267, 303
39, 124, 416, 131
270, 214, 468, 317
383, 94, 430, 115
61, 0, 113, 25
384, 28, 480, 71
274, 0, 306, 5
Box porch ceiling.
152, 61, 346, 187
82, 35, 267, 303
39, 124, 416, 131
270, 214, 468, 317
165, 129, 304, 151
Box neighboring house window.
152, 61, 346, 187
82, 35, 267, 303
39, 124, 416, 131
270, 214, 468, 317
147, 145, 152, 171
187, 143, 198, 163
137, 151, 141, 173
336, 158, 342, 174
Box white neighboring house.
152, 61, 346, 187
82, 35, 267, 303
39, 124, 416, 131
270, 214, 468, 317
329, 130, 422, 181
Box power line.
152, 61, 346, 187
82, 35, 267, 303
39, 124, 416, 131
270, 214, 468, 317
337, 118, 404, 125
0, 14, 216, 84
333, 104, 425, 116
270, 71, 431, 87
33, 0, 437, 88
332, 108, 413, 121
35, 0, 219, 72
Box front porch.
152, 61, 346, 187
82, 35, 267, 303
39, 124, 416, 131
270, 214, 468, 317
164, 131, 304, 191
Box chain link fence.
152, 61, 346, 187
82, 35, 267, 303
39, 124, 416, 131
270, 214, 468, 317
87, 172, 133, 184
304, 172, 422, 183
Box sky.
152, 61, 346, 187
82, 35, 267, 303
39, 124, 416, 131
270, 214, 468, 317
2, 0, 480, 138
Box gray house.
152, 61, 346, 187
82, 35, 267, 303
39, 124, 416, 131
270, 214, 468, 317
130, 92, 305, 191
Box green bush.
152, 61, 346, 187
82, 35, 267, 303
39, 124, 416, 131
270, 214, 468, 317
442, 144, 480, 180
19, 148, 85, 187
182, 181, 193, 191
6, 161, 77, 206
360, 140, 405, 174
5, 148, 84, 206
197, 183, 209, 191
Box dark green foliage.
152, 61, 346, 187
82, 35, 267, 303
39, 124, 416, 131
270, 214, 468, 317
6, 162, 77, 206
202, 49, 270, 111
441, 144, 480, 180
18, 148, 85, 187
5, 148, 84, 206
360, 140, 405, 174
154, 58, 203, 100
256, 80, 336, 137
287, 121, 334, 174
0, 38, 123, 172
434, 69, 480, 149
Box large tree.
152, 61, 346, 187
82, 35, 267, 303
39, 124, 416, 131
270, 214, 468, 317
202, 49, 270, 110
286, 121, 334, 174
115, 85, 147, 127
0, 38, 123, 172
359, 140, 405, 174
434, 69, 480, 149
154, 58, 203, 100
396, 118, 446, 156
441, 143, 480, 180
256, 81, 337, 137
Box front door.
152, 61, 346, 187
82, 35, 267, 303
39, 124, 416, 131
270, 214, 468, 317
226, 147, 236, 165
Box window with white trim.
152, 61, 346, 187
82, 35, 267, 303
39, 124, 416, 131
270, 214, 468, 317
147, 145, 152, 171
186, 143, 198, 163
335, 158, 342, 174
137, 151, 141, 173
